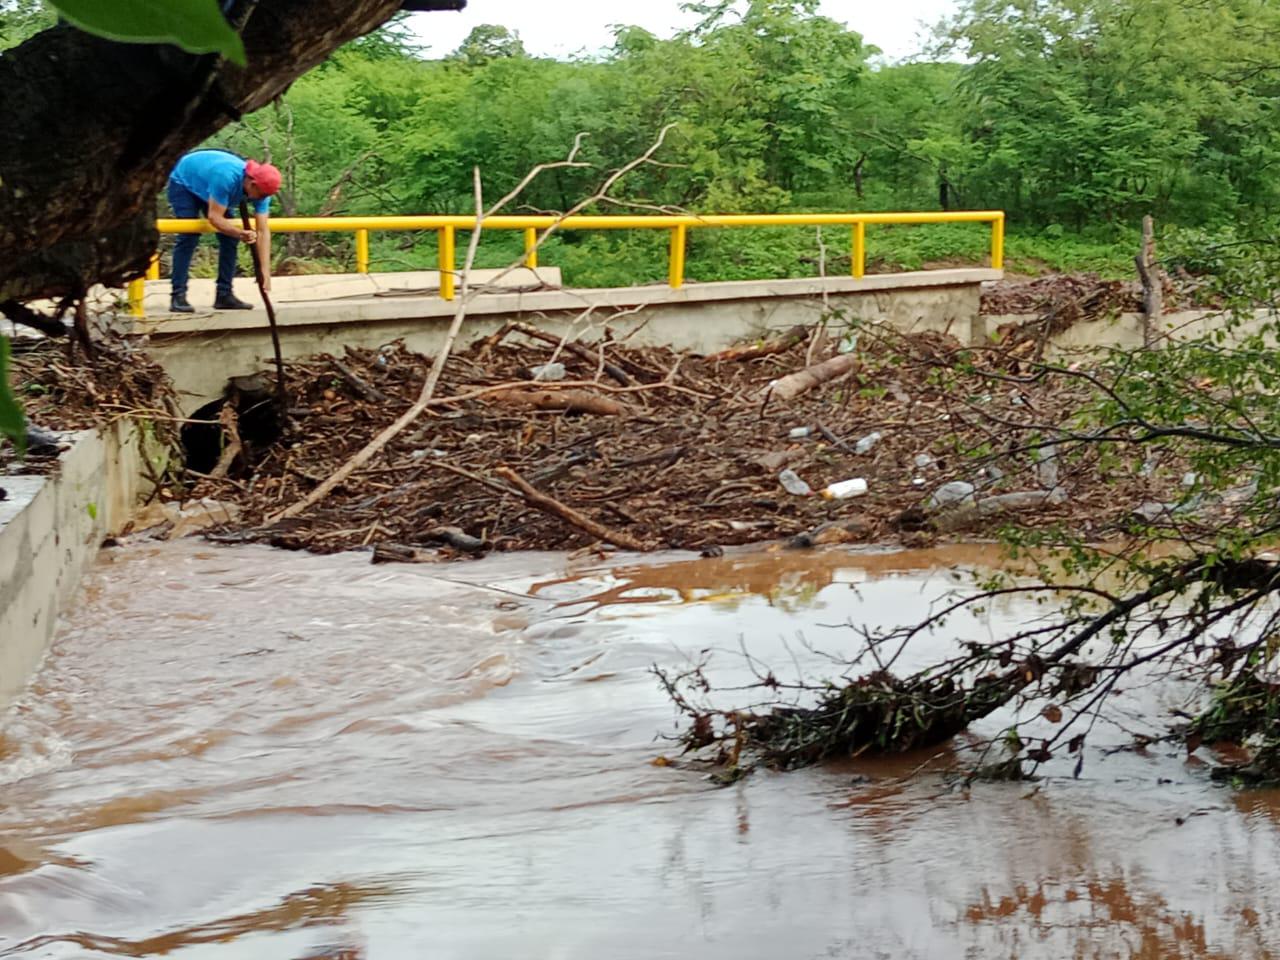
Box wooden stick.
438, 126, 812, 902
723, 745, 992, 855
239, 201, 286, 406
494, 466, 649, 551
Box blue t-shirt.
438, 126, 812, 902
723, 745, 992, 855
170, 150, 271, 214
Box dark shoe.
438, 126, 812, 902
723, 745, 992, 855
170, 294, 195, 314
213, 292, 254, 310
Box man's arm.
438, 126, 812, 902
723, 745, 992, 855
206, 199, 256, 243
255, 211, 272, 292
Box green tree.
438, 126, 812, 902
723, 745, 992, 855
944, 0, 1280, 227
0, 0, 54, 50
449, 23, 526, 66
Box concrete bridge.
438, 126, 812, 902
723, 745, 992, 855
115, 209, 1007, 412
124, 263, 1000, 414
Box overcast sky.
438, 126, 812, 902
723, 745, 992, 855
408, 0, 962, 62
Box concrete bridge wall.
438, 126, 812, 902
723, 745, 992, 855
128, 267, 999, 412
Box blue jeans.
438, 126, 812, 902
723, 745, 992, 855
167, 179, 240, 298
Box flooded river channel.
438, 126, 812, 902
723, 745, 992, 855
1, 540, 1278, 958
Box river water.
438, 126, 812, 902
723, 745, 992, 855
1, 540, 1278, 958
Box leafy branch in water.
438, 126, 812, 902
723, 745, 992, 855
661, 244, 1280, 786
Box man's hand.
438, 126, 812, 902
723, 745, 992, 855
207, 200, 257, 244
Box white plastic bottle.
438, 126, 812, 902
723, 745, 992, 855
854, 431, 882, 454
821, 478, 868, 499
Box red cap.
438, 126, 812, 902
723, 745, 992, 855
245, 159, 282, 196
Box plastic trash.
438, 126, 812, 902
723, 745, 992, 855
912, 477, 927, 487
789, 426, 813, 440
530, 362, 567, 382
778, 469, 813, 496
928, 481, 977, 509
1035, 444, 1059, 490
821, 478, 868, 500
854, 431, 882, 455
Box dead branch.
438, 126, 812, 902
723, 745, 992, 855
762, 353, 861, 403
209, 403, 243, 479
707, 325, 808, 363
330, 357, 388, 403
496, 320, 632, 386
490, 387, 629, 416
494, 465, 649, 552
271, 130, 678, 522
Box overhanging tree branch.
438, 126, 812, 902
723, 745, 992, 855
0, 0, 463, 304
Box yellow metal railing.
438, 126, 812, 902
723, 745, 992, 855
127, 211, 1005, 317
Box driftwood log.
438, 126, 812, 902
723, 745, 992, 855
491, 386, 629, 416
762, 353, 861, 403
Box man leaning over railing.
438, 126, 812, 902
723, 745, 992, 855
165, 149, 281, 313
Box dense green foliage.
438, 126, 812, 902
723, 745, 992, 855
180, 0, 1280, 285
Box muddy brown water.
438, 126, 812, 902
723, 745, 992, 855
1, 540, 1278, 958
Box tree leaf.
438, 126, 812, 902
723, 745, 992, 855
48, 0, 246, 66
0, 336, 27, 458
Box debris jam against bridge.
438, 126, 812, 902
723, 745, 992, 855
7, 274, 1208, 561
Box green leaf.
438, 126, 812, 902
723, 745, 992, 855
48, 0, 246, 66
0, 336, 26, 458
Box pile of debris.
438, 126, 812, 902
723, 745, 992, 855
176, 319, 1183, 558
980, 274, 1145, 317
2, 338, 178, 476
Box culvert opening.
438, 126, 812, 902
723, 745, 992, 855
181, 374, 285, 476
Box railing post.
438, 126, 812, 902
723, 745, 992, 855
852, 222, 866, 279
127, 254, 161, 317
668, 224, 687, 289
991, 214, 1005, 270
127, 278, 146, 318
439, 226, 456, 301
523, 227, 538, 270
355, 228, 370, 274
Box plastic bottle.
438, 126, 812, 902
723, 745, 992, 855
821, 478, 868, 499
530, 362, 567, 382
778, 469, 813, 496
854, 431, 882, 454
928, 481, 977, 509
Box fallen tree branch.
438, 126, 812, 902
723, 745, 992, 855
709, 325, 808, 363
1, 300, 67, 338
762, 353, 861, 403
486, 320, 633, 386
330, 357, 388, 403
490, 386, 629, 416
494, 465, 650, 551
208, 403, 242, 479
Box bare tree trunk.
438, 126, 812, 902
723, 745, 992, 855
1135, 215, 1163, 351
